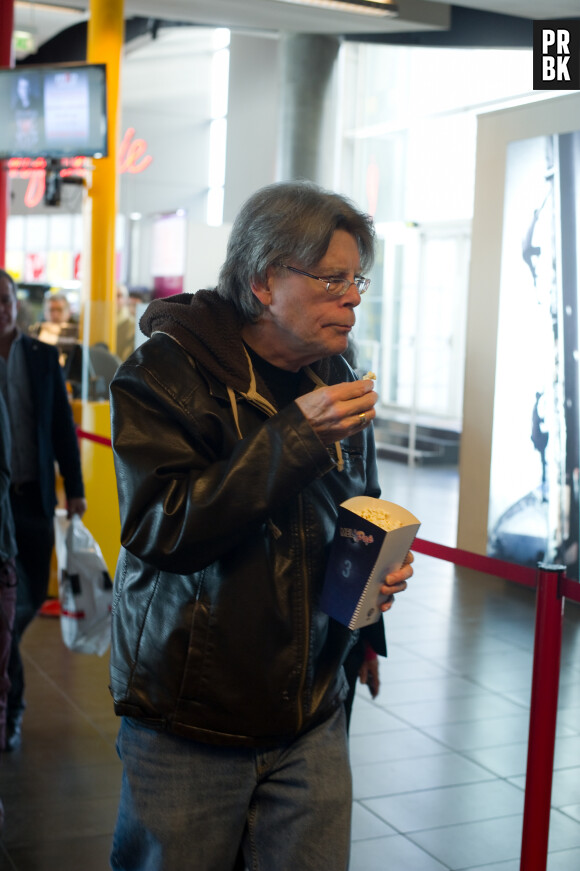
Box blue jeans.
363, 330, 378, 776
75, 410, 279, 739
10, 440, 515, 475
110, 706, 351, 871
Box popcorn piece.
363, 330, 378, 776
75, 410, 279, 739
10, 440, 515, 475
362, 371, 376, 381
357, 507, 402, 531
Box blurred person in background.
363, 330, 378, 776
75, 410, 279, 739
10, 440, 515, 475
115, 284, 136, 362
0, 391, 17, 828
0, 269, 86, 752
29, 291, 78, 348
43, 291, 73, 326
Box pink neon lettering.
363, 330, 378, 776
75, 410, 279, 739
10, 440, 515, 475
7, 129, 152, 208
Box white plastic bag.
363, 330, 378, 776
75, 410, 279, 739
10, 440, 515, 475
54, 509, 113, 656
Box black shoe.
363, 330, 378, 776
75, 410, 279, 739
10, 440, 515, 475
5, 711, 23, 752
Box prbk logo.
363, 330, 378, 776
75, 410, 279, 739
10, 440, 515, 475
533, 20, 580, 90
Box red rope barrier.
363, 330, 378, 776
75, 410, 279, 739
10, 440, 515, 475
73, 426, 580, 602
76, 427, 112, 447
413, 538, 580, 604
413, 537, 538, 588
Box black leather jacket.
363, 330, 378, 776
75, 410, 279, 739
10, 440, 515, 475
0, 392, 16, 563
109, 290, 382, 746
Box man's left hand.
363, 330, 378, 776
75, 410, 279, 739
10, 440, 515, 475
67, 497, 87, 518
359, 657, 380, 698
380, 550, 414, 612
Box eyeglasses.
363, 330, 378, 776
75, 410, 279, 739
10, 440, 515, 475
279, 264, 371, 297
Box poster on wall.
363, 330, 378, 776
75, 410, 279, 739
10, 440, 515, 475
487, 131, 580, 579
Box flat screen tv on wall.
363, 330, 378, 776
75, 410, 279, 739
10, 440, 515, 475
0, 63, 108, 160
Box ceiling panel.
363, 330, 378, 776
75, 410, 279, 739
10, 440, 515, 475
11, 0, 579, 61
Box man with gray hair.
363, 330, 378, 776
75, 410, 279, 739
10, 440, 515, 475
108, 181, 413, 871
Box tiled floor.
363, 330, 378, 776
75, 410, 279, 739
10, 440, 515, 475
1, 458, 580, 870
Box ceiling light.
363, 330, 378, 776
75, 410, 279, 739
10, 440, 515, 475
271, 0, 398, 16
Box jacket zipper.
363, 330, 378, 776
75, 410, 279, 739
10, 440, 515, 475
295, 492, 310, 733
232, 377, 313, 732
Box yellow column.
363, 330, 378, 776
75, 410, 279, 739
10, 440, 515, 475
86, 0, 124, 353
74, 0, 125, 579
76, 401, 121, 576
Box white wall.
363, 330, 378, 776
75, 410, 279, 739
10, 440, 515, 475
119, 27, 219, 221
457, 92, 580, 554
185, 221, 232, 291
121, 28, 280, 290
223, 32, 280, 223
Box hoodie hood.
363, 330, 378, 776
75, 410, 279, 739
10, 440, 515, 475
140, 290, 253, 395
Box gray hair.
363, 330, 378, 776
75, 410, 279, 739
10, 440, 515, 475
216, 181, 375, 322
44, 290, 69, 304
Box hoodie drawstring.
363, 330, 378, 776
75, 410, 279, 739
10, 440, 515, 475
227, 361, 345, 473
227, 386, 244, 441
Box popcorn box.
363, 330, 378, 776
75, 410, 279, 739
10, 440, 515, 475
320, 496, 420, 630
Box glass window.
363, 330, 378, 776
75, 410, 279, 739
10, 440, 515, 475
339, 42, 548, 434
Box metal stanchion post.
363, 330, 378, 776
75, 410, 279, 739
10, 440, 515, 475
520, 563, 566, 871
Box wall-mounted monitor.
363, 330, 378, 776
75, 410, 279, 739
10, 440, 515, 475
0, 63, 107, 160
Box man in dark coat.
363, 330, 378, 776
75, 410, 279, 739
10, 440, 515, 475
0, 268, 86, 751
0, 389, 17, 827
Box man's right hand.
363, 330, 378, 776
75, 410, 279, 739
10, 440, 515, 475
295, 379, 378, 446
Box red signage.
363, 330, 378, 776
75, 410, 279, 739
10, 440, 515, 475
7, 128, 153, 208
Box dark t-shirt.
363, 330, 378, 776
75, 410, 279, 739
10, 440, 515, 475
244, 343, 304, 409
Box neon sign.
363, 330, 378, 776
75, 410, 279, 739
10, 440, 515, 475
7, 127, 153, 208
119, 127, 153, 175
